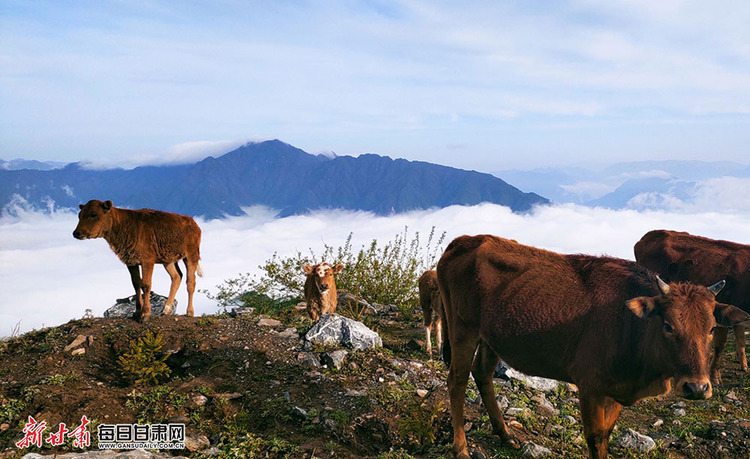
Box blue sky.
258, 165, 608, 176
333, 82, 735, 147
1, 0, 749, 171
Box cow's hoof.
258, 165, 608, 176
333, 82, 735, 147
133, 312, 151, 323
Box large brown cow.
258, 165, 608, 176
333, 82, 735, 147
635, 229, 750, 382
437, 234, 749, 459
73, 200, 202, 322
302, 262, 344, 322
418, 270, 444, 357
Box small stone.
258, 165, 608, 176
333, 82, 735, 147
292, 406, 308, 418
87, 335, 95, 346
184, 433, 210, 452
0, 423, 9, 431
509, 420, 523, 429
71, 348, 85, 356
521, 441, 553, 457
192, 394, 208, 407
673, 408, 686, 417
471, 450, 488, 459
64, 335, 87, 352
653, 419, 664, 428
532, 395, 559, 417
616, 428, 656, 453
321, 349, 348, 370
276, 327, 299, 339
257, 318, 282, 327
298, 352, 321, 368
216, 392, 243, 400
416, 389, 429, 398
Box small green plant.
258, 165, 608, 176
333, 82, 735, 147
378, 448, 418, 459
117, 331, 171, 386
397, 401, 443, 449
40, 372, 79, 386
206, 227, 446, 314
0, 398, 26, 424
214, 432, 298, 458
126, 386, 188, 423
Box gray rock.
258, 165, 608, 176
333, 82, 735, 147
257, 318, 282, 327
297, 352, 321, 368
615, 428, 656, 453
673, 408, 686, 417
322, 349, 349, 369
192, 394, 208, 407
521, 441, 553, 457
276, 327, 300, 339
495, 361, 559, 392
337, 290, 374, 312
506, 407, 531, 418
230, 307, 255, 317
304, 314, 382, 350
104, 292, 176, 318
532, 395, 559, 417
184, 433, 210, 452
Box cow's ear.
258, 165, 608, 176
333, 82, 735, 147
302, 265, 314, 274
79, 204, 84, 210
626, 296, 658, 319
714, 302, 750, 327
102, 200, 113, 212
333, 263, 344, 273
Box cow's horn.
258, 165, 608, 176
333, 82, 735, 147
656, 275, 670, 295
708, 280, 726, 296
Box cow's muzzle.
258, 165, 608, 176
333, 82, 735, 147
73, 230, 85, 240
680, 380, 712, 400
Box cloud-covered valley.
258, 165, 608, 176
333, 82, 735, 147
2, 203, 750, 337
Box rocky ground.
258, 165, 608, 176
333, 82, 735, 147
1, 300, 749, 459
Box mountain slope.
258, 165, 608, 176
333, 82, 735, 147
1, 140, 548, 218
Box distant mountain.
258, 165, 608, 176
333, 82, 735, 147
0, 158, 66, 171
493, 160, 750, 211
1, 140, 548, 218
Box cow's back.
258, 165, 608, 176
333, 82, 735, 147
635, 229, 750, 310
114, 208, 201, 265
439, 234, 658, 384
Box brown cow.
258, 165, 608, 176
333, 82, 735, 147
418, 270, 444, 357
437, 234, 749, 459
73, 200, 202, 322
635, 229, 750, 382
302, 262, 344, 322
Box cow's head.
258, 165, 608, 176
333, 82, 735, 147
626, 277, 750, 400
302, 262, 344, 294
73, 200, 114, 240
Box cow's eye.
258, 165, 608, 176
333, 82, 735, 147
709, 326, 717, 336
663, 322, 674, 334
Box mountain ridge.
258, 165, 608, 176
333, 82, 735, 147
1, 140, 548, 219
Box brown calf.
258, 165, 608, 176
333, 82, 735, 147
73, 200, 202, 322
635, 229, 750, 383
437, 235, 749, 459
302, 262, 344, 322
418, 270, 444, 358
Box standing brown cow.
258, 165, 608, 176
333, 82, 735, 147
302, 262, 344, 322
635, 229, 750, 383
437, 234, 748, 459
73, 199, 202, 322
418, 270, 444, 358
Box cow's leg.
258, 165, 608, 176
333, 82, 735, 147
435, 317, 443, 359
138, 262, 154, 322
448, 331, 481, 459
425, 325, 433, 356
580, 393, 622, 459
162, 263, 182, 315
184, 258, 197, 317
127, 265, 143, 320
472, 340, 518, 448
711, 326, 729, 384
735, 323, 748, 372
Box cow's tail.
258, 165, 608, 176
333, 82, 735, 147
196, 261, 204, 277
437, 272, 452, 366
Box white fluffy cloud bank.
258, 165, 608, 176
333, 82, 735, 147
2, 203, 750, 337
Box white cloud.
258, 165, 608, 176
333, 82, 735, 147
3, 203, 750, 337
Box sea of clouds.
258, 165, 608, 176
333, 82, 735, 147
2, 203, 750, 337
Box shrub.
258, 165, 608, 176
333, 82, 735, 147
206, 227, 446, 312
118, 331, 171, 386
